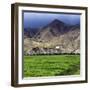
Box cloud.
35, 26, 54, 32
24, 12, 80, 28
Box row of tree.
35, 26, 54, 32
24, 52, 80, 56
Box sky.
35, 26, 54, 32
23, 11, 80, 29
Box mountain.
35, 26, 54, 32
34, 19, 69, 42
24, 19, 80, 55
24, 28, 39, 38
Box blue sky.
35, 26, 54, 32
23, 11, 80, 29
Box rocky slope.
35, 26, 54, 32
24, 19, 80, 55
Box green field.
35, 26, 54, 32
24, 55, 80, 77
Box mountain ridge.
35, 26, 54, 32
24, 19, 80, 55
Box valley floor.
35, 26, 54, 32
24, 55, 80, 77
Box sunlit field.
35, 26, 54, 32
24, 55, 80, 77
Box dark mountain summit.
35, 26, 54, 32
43, 19, 65, 28
24, 28, 39, 38
32, 19, 79, 42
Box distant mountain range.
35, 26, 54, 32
24, 19, 80, 55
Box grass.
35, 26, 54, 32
24, 55, 80, 77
